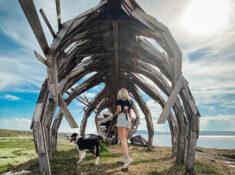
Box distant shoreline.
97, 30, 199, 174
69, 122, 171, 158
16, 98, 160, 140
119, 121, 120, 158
136, 130, 235, 136
1, 129, 235, 149
1, 129, 235, 136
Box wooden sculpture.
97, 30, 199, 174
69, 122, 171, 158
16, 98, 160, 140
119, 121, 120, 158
19, 0, 200, 174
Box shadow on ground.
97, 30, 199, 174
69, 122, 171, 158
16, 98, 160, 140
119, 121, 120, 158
7, 146, 233, 175
10, 148, 124, 175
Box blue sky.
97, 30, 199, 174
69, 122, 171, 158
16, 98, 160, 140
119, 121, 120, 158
0, 0, 235, 132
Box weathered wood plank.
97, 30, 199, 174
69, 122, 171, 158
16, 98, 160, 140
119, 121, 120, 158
80, 87, 107, 136
58, 93, 78, 128
46, 50, 58, 104
157, 74, 183, 124
55, 0, 62, 30
33, 122, 51, 175
113, 21, 119, 99
129, 84, 154, 150
18, 0, 49, 54
39, 9, 56, 38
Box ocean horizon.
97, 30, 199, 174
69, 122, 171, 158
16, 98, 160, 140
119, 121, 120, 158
135, 130, 235, 149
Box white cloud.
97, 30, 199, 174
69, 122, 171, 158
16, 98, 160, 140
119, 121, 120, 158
0, 54, 45, 91
0, 94, 20, 101
200, 115, 235, 131
0, 117, 31, 131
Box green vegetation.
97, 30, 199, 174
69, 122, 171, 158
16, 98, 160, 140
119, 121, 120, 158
0, 129, 32, 137
0, 129, 234, 175
0, 130, 36, 173
223, 153, 235, 160
195, 161, 223, 175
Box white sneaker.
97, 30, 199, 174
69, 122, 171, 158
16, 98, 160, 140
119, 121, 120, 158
121, 156, 126, 162
122, 157, 132, 169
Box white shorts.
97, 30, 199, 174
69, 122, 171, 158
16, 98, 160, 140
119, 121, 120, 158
116, 112, 131, 128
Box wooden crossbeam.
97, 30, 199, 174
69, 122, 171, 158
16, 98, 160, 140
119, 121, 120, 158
157, 74, 183, 124
18, 0, 49, 54
58, 93, 78, 128
39, 9, 56, 38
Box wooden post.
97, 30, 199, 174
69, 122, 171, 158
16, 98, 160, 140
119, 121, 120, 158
31, 82, 51, 175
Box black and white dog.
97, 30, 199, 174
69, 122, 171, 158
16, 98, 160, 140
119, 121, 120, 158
69, 133, 101, 165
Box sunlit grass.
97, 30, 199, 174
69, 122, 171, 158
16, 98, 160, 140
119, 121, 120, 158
0, 131, 36, 173
0, 129, 233, 175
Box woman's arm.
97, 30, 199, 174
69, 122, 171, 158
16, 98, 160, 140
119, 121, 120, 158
114, 105, 121, 116
128, 108, 134, 120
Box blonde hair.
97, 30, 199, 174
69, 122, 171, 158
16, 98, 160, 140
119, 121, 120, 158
117, 88, 131, 101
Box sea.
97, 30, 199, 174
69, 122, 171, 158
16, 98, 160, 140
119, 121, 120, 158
136, 131, 235, 149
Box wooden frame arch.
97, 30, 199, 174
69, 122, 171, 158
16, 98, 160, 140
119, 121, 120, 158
19, 0, 200, 174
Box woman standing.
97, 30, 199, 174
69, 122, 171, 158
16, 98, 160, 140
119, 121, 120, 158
114, 88, 133, 169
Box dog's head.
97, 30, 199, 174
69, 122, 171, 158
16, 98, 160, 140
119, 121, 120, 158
69, 133, 78, 143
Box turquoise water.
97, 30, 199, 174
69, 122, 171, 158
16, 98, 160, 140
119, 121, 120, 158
139, 134, 235, 149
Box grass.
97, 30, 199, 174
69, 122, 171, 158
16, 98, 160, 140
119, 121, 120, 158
0, 130, 36, 173
223, 153, 235, 160
0, 129, 234, 175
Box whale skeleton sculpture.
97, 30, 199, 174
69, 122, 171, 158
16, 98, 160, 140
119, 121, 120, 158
19, 0, 200, 174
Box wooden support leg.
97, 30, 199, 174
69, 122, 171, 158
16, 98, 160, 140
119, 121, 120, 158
34, 121, 51, 175
145, 114, 154, 150
180, 80, 200, 174
185, 124, 197, 175
175, 109, 186, 164
167, 113, 178, 156
80, 115, 88, 137
49, 112, 63, 157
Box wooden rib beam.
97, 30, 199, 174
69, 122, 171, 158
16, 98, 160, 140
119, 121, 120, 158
123, 74, 179, 152
80, 87, 108, 136
122, 63, 186, 162
121, 2, 182, 85
65, 72, 106, 104
18, 0, 49, 54
39, 9, 56, 38
128, 84, 154, 150
65, 91, 89, 107
113, 21, 119, 107
128, 101, 140, 137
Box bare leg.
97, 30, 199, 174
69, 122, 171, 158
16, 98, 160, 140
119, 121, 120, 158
118, 127, 129, 157
126, 128, 129, 146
